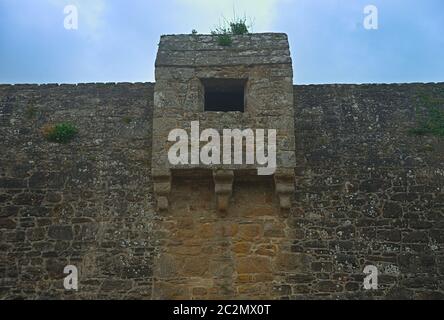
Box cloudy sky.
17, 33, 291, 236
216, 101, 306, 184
0, 0, 443, 84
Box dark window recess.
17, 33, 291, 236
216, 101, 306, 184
202, 79, 246, 112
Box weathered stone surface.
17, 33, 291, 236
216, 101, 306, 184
238, 224, 262, 240
237, 256, 272, 274
48, 226, 73, 240
0, 82, 156, 300
276, 253, 311, 272
383, 202, 403, 218
0, 219, 16, 229
0, 78, 443, 300
315, 281, 343, 293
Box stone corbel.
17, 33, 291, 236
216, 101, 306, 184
152, 168, 172, 211
213, 170, 234, 213
274, 169, 295, 211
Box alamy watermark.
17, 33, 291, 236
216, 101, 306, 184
64, 5, 78, 30
363, 265, 378, 290
168, 121, 277, 175
363, 5, 379, 30
63, 265, 78, 290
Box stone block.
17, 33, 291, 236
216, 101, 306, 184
237, 256, 272, 274
48, 226, 73, 240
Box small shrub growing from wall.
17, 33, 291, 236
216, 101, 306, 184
42, 123, 78, 143
410, 93, 444, 137
229, 18, 249, 35
215, 32, 233, 46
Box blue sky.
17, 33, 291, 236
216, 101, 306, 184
0, 0, 443, 84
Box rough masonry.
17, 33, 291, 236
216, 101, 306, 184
0, 33, 443, 300
152, 33, 295, 212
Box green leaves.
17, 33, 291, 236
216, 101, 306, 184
211, 16, 251, 47
229, 18, 249, 35
42, 123, 78, 144
410, 94, 444, 137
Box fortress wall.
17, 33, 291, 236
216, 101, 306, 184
0, 83, 157, 299
291, 83, 444, 299
0, 82, 443, 299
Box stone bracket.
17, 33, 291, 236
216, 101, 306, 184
274, 169, 295, 211
213, 169, 234, 213
152, 168, 172, 211
152, 168, 295, 212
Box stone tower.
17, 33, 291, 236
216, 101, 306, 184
152, 33, 296, 212
151, 33, 297, 299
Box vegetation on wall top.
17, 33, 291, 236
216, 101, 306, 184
210, 16, 251, 46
